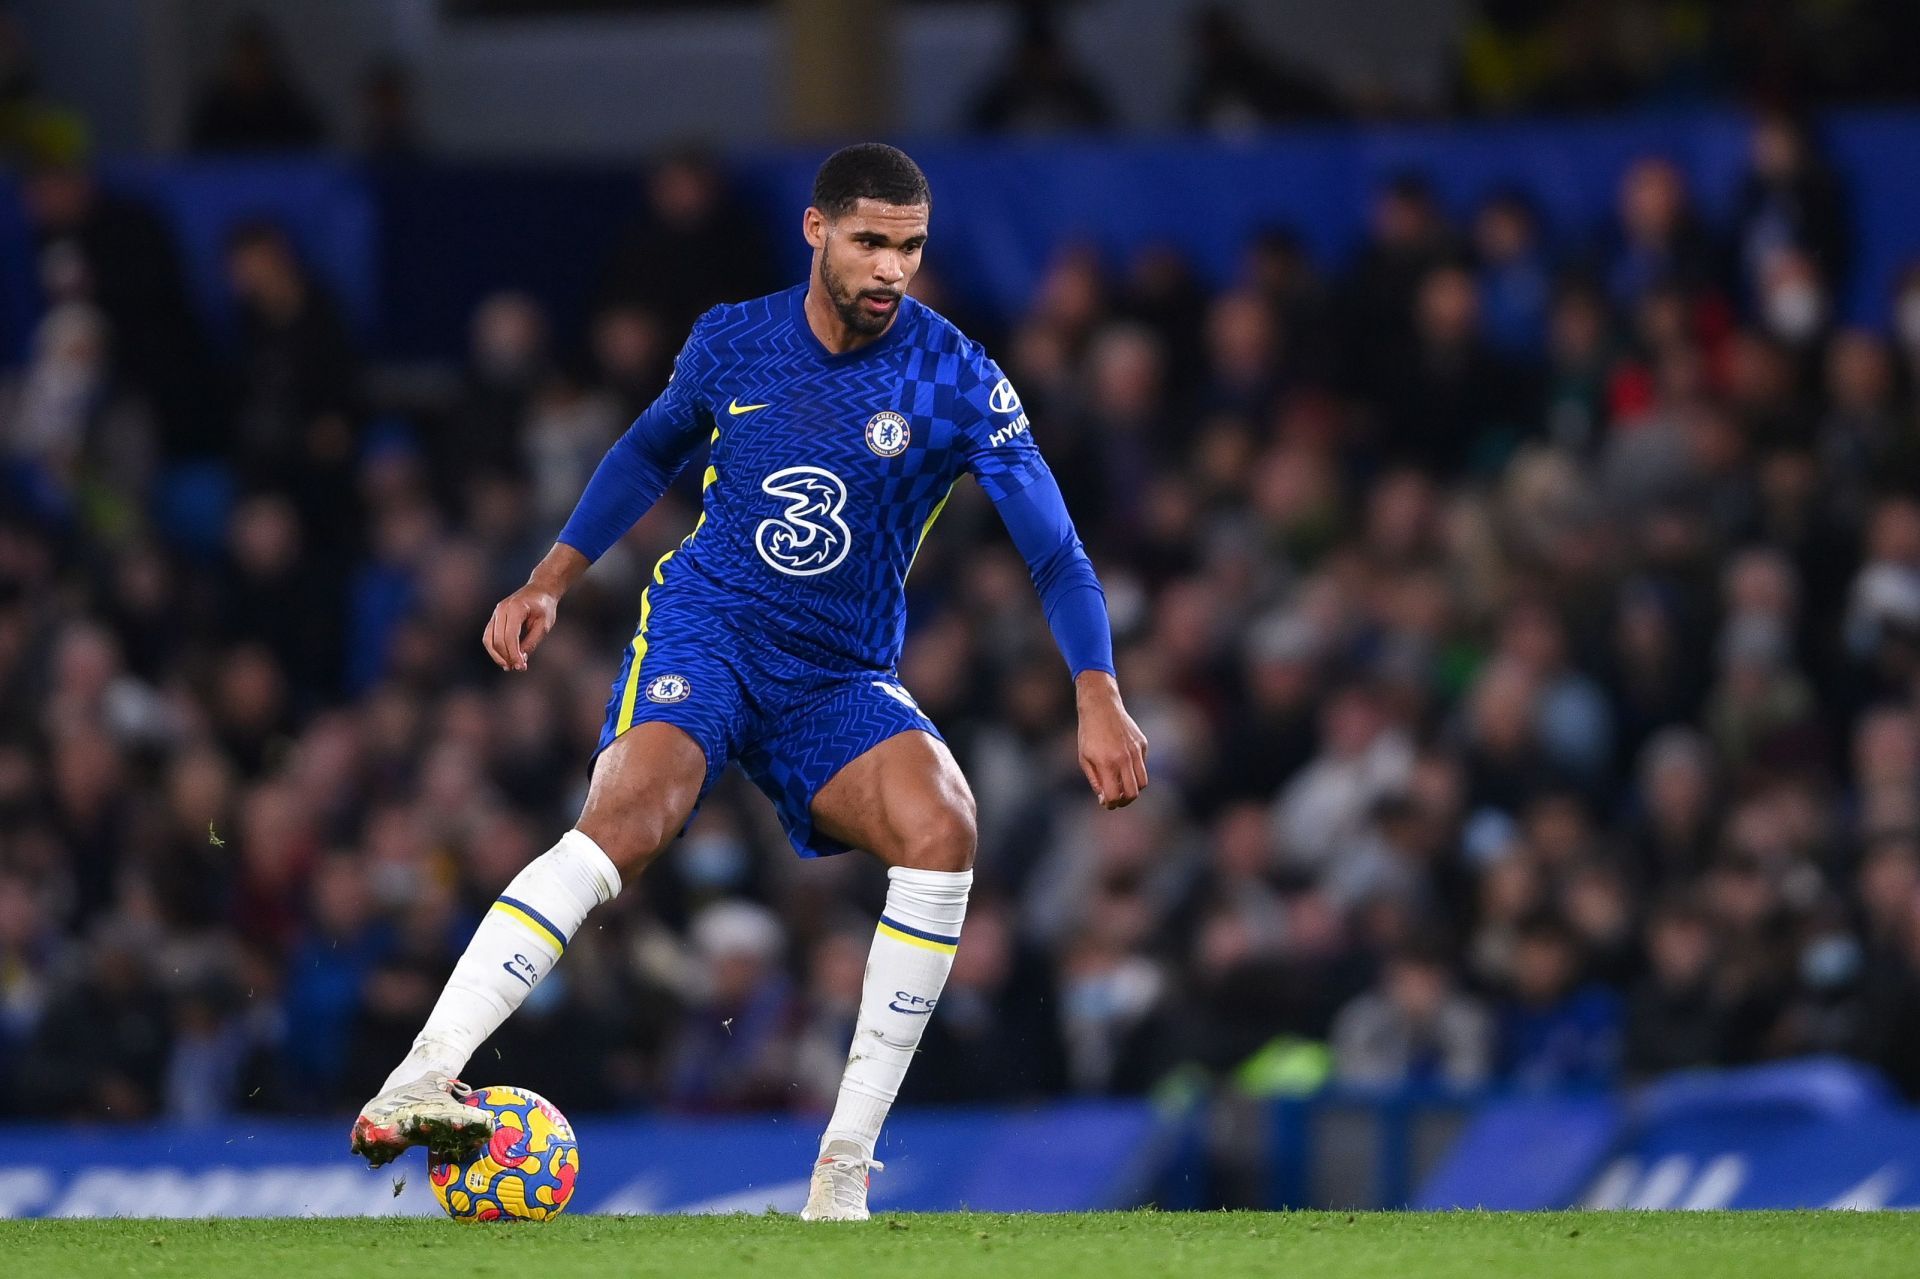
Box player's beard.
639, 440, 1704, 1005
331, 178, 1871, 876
820, 251, 901, 337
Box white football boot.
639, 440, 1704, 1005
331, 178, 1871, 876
799, 1139, 884, 1221
348, 1071, 495, 1168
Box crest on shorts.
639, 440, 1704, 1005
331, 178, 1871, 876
864, 411, 910, 458
646, 673, 692, 704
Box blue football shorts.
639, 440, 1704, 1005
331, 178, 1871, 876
593, 586, 941, 858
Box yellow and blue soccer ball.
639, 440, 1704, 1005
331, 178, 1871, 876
428, 1084, 580, 1222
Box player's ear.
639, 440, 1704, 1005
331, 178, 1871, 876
803, 207, 828, 251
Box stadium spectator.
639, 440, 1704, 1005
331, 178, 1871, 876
0, 869, 58, 1060
598, 149, 778, 337
0, 13, 89, 167
966, 11, 1114, 134
1494, 916, 1623, 1090
1342, 173, 1456, 384
1179, 4, 1341, 131
0, 303, 155, 525
1272, 682, 1415, 883
1607, 157, 1722, 308
1818, 331, 1900, 527
358, 58, 420, 158
222, 493, 344, 702
1055, 919, 1180, 1095
17, 922, 174, 1120
225, 220, 363, 485
589, 304, 671, 425
1331, 943, 1492, 1088
280, 855, 391, 1101
1194, 289, 1286, 425
1622, 895, 1725, 1077
522, 371, 626, 536
187, 15, 327, 153
1894, 264, 1920, 392
18, 154, 217, 456
430, 291, 553, 496
1472, 191, 1554, 361
666, 902, 795, 1112
1537, 282, 1614, 455
1733, 111, 1849, 311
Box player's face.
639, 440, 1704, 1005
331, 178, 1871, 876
808, 199, 929, 337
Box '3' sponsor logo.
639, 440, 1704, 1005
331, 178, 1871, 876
755, 466, 851, 576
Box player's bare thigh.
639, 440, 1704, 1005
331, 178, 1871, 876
810, 729, 977, 873
575, 721, 707, 881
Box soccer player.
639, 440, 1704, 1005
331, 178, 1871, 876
349, 143, 1148, 1221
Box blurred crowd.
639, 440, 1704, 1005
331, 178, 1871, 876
976, 0, 1920, 134
12, 73, 1920, 1130
14, 3, 1920, 166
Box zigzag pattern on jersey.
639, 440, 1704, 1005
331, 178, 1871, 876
653, 286, 1030, 673
592, 287, 1052, 859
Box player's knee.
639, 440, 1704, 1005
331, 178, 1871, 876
574, 803, 678, 879
576, 724, 705, 878
897, 802, 976, 873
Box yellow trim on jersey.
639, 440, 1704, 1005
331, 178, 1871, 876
876, 920, 960, 955
904, 481, 958, 581
613, 556, 666, 736
614, 425, 723, 737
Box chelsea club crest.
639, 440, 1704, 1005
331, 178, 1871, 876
646, 673, 692, 703
864, 411, 910, 458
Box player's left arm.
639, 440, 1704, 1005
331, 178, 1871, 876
961, 364, 1148, 810
485, 311, 717, 672
991, 473, 1149, 809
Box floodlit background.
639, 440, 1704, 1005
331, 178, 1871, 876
6, 0, 1920, 1216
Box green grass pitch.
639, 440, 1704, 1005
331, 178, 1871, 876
5, 1211, 1919, 1279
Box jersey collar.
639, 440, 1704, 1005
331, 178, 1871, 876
789, 282, 917, 363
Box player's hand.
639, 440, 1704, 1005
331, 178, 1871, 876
482, 584, 559, 672
1075, 671, 1149, 809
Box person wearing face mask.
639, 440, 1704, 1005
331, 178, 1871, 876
1890, 265, 1920, 389
1733, 111, 1848, 321
0, 302, 156, 525
438, 292, 555, 497
1757, 247, 1831, 352
20, 152, 219, 460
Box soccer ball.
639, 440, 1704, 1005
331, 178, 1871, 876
428, 1084, 580, 1222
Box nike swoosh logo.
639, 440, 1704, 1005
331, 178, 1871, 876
728, 398, 770, 415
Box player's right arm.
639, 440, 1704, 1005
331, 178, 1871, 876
483, 314, 717, 672
956, 354, 1148, 809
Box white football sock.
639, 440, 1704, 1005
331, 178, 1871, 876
820, 865, 972, 1158
378, 829, 622, 1094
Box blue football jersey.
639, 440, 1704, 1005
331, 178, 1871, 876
626, 284, 1048, 670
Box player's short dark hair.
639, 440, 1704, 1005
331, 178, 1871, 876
811, 143, 931, 218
